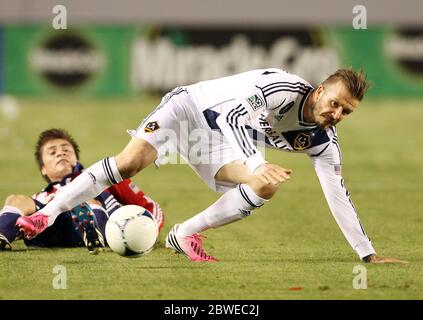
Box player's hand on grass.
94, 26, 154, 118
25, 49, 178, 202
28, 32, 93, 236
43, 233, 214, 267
254, 163, 292, 185
363, 254, 408, 264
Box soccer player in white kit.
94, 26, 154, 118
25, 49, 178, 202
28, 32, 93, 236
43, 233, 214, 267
17, 68, 405, 263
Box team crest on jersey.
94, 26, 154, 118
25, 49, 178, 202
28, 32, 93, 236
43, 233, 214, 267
144, 121, 160, 133
246, 94, 264, 111
293, 132, 312, 151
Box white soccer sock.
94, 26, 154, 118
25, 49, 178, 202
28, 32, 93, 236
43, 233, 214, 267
41, 157, 123, 226
177, 184, 266, 237
0, 206, 24, 215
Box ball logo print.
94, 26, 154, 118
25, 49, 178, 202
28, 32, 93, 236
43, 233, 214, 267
105, 205, 159, 257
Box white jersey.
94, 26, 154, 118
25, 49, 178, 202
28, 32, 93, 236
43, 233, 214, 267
134, 69, 375, 259
186, 68, 375, 259
188, 69, 332, 168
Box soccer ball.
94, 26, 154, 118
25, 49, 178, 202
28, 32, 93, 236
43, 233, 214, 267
105, 205, 158, 257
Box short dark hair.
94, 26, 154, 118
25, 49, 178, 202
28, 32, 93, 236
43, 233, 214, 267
323, 68, 371, 101
35, 128, 80, 171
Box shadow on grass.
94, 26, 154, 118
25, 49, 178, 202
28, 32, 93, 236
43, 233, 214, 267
221, 257, 358, 264
136, 265, 204, 270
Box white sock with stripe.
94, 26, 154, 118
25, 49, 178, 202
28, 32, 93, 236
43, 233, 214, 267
40, 157, 123, 226
177, 184, 266, 237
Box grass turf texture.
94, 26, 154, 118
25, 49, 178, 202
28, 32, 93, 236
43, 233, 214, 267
0, 96, 422, 299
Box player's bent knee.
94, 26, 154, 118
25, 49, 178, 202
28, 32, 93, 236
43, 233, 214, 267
5, 194, 27, 207
4, 194, 35, 215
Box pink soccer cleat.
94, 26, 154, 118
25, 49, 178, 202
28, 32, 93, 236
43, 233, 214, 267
16, 212, 49, 239
165, 224, 218, 262
144, 196, 165, 233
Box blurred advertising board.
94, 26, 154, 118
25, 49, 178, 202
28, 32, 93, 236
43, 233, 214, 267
328, 27, 423, 97
3, 25, 423, 96
0, 26, 4, 94
4, 25, 133, 96
131, 27, 340, 92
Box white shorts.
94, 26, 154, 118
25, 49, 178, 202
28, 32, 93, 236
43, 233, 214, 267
129, 87, 241, 192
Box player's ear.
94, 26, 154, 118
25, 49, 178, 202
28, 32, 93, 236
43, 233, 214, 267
316, 84, 324, 96
41, 166, 47, 177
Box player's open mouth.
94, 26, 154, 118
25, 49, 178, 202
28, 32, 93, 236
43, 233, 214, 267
56, 159, 69, 166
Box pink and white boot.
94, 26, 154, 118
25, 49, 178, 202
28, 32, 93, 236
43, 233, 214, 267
165, 224, 217, 262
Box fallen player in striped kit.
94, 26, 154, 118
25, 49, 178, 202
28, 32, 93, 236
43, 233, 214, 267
0, 128, 163, 253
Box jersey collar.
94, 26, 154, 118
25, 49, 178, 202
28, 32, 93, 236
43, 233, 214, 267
298, 86, 316, 127
43, 163, 84, 192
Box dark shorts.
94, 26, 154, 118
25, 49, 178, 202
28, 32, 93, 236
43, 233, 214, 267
24, 211, 83, 248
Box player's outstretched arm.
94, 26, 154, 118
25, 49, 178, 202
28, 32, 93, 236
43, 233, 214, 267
310, 142, 376, 260
363, 254, 408, 264
310, 143, 408, 263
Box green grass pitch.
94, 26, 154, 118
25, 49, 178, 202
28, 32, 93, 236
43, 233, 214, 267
0, 96, 422, 299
